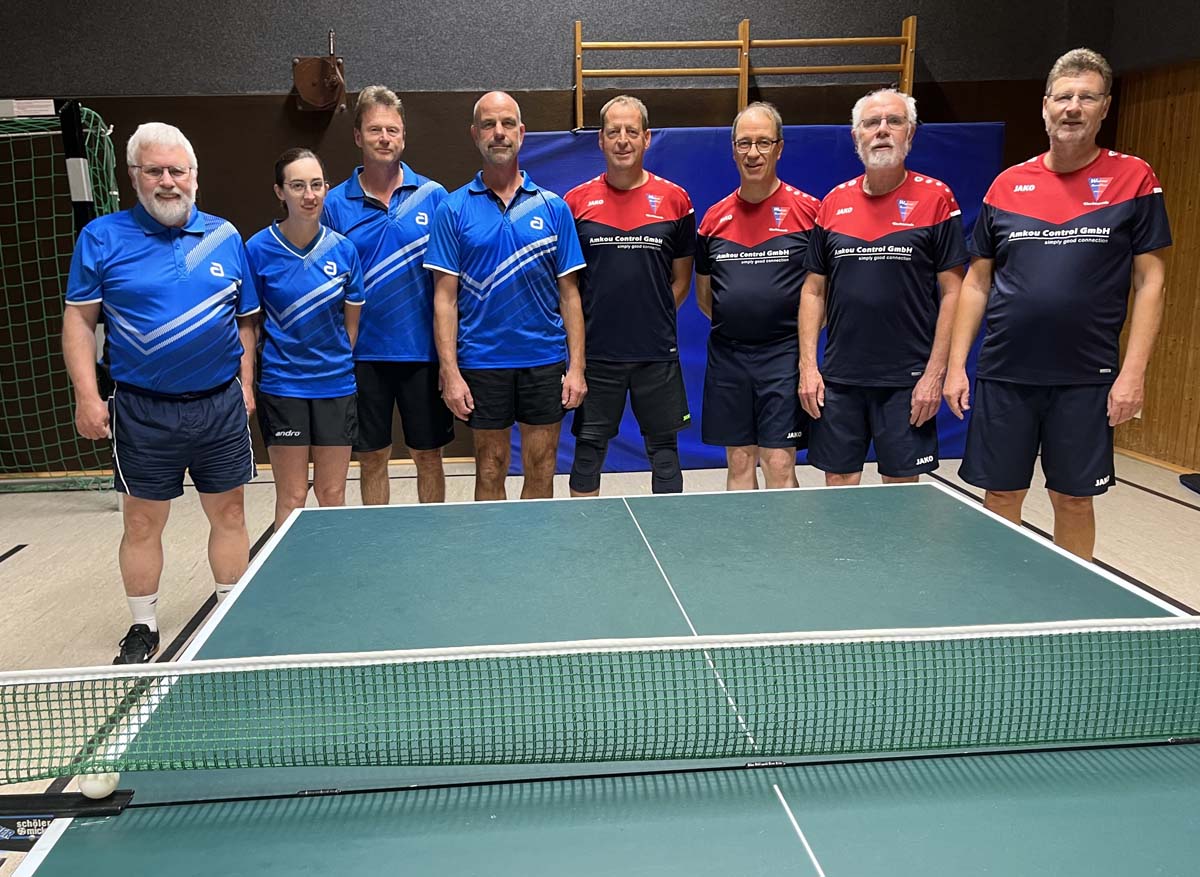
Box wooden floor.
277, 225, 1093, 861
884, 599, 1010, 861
0, 453, 1197, 876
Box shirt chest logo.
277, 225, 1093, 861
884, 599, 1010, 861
209, 261, 225, 277
415, 211, 429, 226
897, 199, 918, 222
323, 260, 338, 277
1085, 176, 1113, 206
646, 194, 663, 215
835, 206, 853, 216
530, 216, 545, 231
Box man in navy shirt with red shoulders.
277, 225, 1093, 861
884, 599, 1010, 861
945, 48, 1171, 560
800, 88, 967, 485
696, 102, 819, 491
564, 96, 695, 496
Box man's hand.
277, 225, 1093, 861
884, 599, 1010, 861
562, 368, 587, 410
241, 381, 256, 417
798, 365, 825, 420
943, 368, 971, 420
75, 395, 110, 440
910, 370, 945, 427
1107, 371, 1144, 426
441, 371, 474, 420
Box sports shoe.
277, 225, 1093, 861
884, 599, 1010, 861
113, 624, 160, 664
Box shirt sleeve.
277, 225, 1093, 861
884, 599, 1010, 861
933, 217, 969, 272
344, 244, 366, 305
1131, 192, 1172, 255
804, 224, 830, 276
65, 226, 105, 305
967, 202, 998, 260
695, 234, 712, 276
234, 242, 261, 317
672, 209, 697, 260
553, 199, 586, 276
423, 200, 460, 275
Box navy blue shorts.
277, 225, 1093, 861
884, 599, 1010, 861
959, 379, 1115, 496
110, 379, 256, 501
572, 359, 690, 442
701, 335, 807, 449
808, 382, 938, 477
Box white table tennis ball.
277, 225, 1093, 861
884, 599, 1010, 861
78, 772, 120, 799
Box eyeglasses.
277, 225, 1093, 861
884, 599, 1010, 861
132, 165, 194, 181
284, 180, 327, 194
1047, 91, 1108, 107
733, 138, 781, 154
859, 115, 909, 131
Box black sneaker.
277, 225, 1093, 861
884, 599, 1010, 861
113, 624, 160, 664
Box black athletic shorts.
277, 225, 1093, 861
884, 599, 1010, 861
257, 391, 358, 448
354, 360, 454, 453
110, 378, 255, 500
571, 359, 690, 442
460, 361, 567, 430
701, 335, 807, 449
959, 379, 1115, 496
807, 382, 938, 477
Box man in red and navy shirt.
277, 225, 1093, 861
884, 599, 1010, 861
800, 88, 967, 485
945, 48, 1171, 560
564, 96, 695, 496
696, 102, 819, 490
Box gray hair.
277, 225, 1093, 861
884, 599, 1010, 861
600, 95, 649, 130
125, 122, 197, 168
850, 88, 918, 128
1045, 47, 1113, 94
354, 85, 405, 129
732, 101, 783, 141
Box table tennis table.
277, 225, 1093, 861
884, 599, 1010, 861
12, 483, 1200, 876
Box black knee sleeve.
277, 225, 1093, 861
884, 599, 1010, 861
569, 437, 608, 493
644, 433, 683, 494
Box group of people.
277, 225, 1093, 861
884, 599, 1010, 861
62, 47, 1170, 664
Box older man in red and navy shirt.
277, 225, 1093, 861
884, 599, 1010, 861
800, 88, 967, 486
945, 48, 1171, 560
696, 102, 819, 491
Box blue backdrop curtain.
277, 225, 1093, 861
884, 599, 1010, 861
509, 122, 1004, 475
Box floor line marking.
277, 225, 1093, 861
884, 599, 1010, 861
620, 497, 758, 748
774, 783, 827, 877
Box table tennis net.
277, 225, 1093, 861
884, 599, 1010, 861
3, 617, 1200, 784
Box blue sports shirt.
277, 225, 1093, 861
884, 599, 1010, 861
245, 223, 365, 398
423, 171, 586, 369
322, 163, 446, 362
65, 204, 260, 394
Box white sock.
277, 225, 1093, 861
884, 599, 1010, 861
127, 592, 159, 632
215, 582, 235, 603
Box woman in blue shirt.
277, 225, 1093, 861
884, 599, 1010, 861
246, 148, 366, 529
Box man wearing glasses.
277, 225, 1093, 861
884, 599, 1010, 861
944, 48, 1171, 560
695, 102, 819, 490
62, 122, 260, 663
323, 85, 454, 506
799, 89, 967, 486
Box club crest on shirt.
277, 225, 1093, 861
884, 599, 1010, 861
897, 199, 918, 222
772, 206, 789, 227
646, 194, 663, 214
1087, 176, 1112, 204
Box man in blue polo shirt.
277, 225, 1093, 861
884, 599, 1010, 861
62, 122, 260, 664
323, 85, 453, 505
425, 91, 587, 500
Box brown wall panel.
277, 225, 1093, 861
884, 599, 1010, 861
1113, 61, 1200, 469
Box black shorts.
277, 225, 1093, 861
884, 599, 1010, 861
257, 391, 358, 447
959, 379, 1115, 496
571, 359, 690, 442
460, 362, 567, 430
110, 378, 256, 501
354, 360, 454, 453
701, 335, 807, 449
808, 382, 938, 477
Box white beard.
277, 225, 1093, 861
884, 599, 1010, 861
138, 188, 195, 226
859, 140, 909, 169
